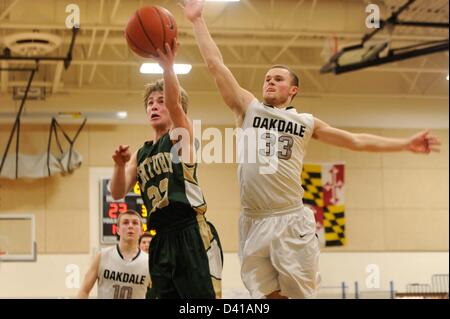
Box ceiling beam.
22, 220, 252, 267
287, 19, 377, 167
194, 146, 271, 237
88, 64, 98, 84
226, 46, 243, 62
8, 81, 62, 88
87, 29, 97, 58
248, 50, 260, 89
242, 0, 271, 29
78, 64, 83, 88
423, 74, 442, 94
97, 29, 110, 56
1, 22, 446, 43
408, 58, 428, 93
277, 0, 305, 29
49, 88, 448, 100
0, 0, 20, 21
56, 35, 356, 49
6, 58, 448, 75
108, 44, 125, 59
308, 0, 318, 26
272, 34, 301, 62
13, 34, 444, 52
286, 49, 325, 92
270, 0, 276, 28
98, 0, 104, 23
110, 0, 121, 21
398, 72, 413, 86
96, 68, 112, 86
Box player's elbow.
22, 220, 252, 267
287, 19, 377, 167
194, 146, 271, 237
347, 135, 365, 151
205, 57, 223, 75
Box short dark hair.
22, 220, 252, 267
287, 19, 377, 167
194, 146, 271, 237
138, 232, 153, 245
143, 79, 189, 113
269, 65, 299, 87
268, 65, 300, 101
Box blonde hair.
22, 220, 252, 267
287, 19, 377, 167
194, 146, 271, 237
143, 79, 189, 114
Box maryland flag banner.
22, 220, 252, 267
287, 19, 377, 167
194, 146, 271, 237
301, 163, 346, 247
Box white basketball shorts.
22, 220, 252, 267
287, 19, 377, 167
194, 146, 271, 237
238, 206, 321, 299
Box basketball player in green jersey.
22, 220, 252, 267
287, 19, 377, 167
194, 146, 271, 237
110, 42, 223, 299
138, 232, 157, 299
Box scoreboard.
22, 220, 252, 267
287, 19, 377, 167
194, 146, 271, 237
100, 178, 149, 244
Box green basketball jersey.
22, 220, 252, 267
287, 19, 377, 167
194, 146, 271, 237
136, 133, 207, 229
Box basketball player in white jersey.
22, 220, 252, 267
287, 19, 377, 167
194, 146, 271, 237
77, 210, 151, 299
182, 0, 441, 299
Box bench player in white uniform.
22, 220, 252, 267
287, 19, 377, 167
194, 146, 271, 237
182, 0, 441, 299
77, 210, 151, 299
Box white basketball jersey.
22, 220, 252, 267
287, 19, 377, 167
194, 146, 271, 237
97, 245, 151, 299
237, 99, 314, 215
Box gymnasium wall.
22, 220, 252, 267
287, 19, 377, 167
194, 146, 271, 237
1, 123, 448, 253
0, 91, 448, 297
1, 91, 448, 254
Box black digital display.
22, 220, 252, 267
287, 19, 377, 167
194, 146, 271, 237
100, 178, 149, 243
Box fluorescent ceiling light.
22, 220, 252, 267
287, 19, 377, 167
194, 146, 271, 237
116, 111, 128, 119
140, 63, 192, 75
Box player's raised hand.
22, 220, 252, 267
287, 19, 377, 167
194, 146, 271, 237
155, 40, 179, 71
407, 130, 441, 154
180, 0, 204, 23
112, 145, 131, 166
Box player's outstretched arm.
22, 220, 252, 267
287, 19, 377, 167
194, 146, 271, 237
155, 42, 194, 162
313, 117, 441, 154
77, 252, 101, 299
110, 147, 138, 199
181, 0, 254, 123
155, 42, 191, 132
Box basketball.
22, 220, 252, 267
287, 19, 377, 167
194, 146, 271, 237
125, 6, 178, 58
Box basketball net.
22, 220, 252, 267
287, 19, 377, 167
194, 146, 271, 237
320, 35, 339, 62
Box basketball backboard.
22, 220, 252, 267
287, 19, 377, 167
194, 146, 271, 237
0, 214, 36, 262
